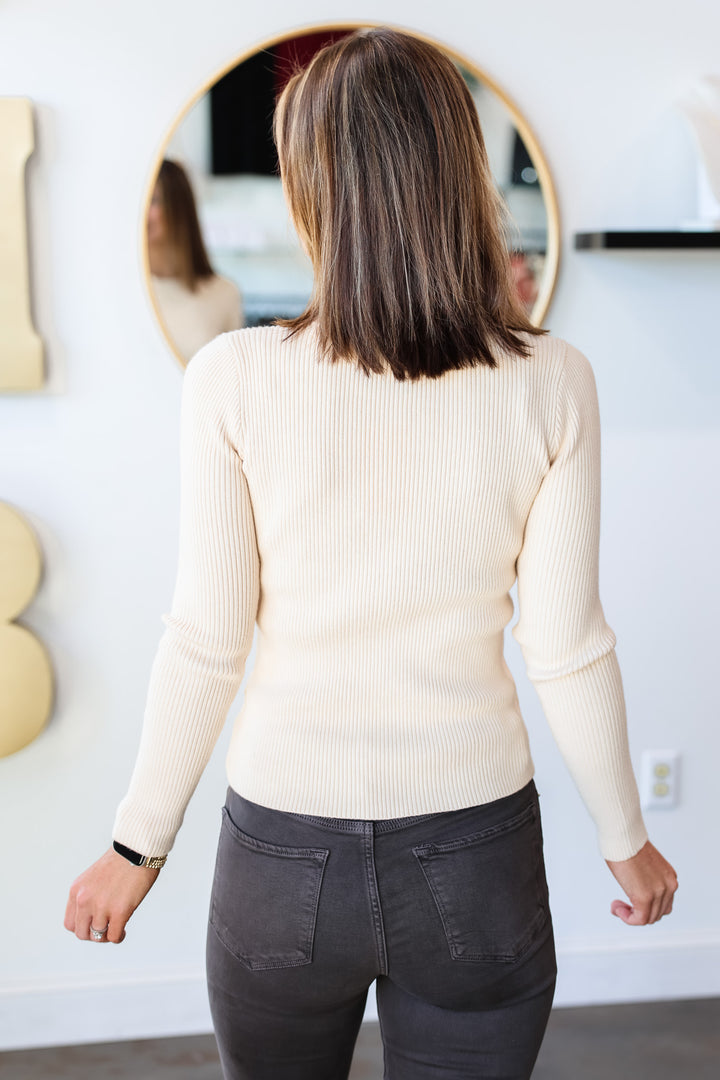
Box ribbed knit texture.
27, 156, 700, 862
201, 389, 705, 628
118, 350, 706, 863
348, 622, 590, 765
112, 325, 648, 862
151, 274, 243, 364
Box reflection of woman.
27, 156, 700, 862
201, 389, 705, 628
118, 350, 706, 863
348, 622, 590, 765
147, 159, 243, 364
66, 29, 677, 1080
510, 250, 540, 311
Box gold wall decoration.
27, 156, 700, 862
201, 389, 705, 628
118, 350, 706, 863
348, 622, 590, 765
0, 98, 44, 390
0, 502, 54, 757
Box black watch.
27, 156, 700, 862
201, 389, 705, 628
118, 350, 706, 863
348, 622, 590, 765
113, 840, 167, 869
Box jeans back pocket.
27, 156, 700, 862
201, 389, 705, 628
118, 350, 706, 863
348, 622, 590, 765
413, 801, 549, 963
209, 806, 329, 971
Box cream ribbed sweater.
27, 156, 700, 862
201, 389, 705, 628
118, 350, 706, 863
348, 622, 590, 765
112, 325, 648, 862
151, 273, 243, 364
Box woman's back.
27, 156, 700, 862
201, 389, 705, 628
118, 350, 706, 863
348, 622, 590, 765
113, 323, 643, 860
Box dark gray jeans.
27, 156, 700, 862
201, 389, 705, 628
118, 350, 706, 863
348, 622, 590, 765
206, 779, 556, 1079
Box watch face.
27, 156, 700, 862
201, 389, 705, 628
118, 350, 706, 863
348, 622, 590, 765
113, 840, 143, 865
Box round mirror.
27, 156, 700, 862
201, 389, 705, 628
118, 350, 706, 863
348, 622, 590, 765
142, 24, 560, 368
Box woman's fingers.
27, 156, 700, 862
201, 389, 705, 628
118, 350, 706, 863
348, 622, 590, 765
606, 840, 678, 925
106, 912, 127, 944
89, 915, 111, 942
75, 903, 124, 942
610, 899, 633, 923
611, 896, 652, 925
646, 890, 673, 924
63, 889, 77, 934
72, 886, 102, 940
611, 893, 668, 925
68, 894, 124, 942
71, 884, 125, 941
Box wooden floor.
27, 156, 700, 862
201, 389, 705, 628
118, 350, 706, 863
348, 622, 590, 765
1, 998, 718, 1078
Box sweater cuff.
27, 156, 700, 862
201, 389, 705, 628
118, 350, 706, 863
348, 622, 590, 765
597, 812, 648, 862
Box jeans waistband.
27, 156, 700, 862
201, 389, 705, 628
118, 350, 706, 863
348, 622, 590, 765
227, 779, 538, 836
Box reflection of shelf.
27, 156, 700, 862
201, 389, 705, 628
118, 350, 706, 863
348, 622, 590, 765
575, 230, 720, 250
209, 245, 304, 256
245, 294, 309, 324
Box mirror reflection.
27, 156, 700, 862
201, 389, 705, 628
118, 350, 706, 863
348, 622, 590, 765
145, 28, 557, 366
147, 160, 244, 363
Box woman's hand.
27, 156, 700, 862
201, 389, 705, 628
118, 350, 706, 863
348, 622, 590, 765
64, 847, 161, 943
605, 840, 678, 925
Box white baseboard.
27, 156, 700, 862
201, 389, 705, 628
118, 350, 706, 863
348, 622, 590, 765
2, 938, 719, 1052
552, 935, 720, 1008
0, 970, 214, 1052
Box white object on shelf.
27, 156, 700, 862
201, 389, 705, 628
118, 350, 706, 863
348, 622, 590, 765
677, 76, 720, 227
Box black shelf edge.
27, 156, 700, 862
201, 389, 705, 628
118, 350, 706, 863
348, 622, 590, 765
574, 230, 720, 250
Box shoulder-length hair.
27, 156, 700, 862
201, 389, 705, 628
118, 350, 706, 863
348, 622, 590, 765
156, 159, 214, 292
273, 27, 545, 381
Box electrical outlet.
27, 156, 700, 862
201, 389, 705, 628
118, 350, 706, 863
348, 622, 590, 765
640, 750, 680, 809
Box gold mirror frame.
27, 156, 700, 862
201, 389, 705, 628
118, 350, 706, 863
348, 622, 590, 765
141, 21, 561, 370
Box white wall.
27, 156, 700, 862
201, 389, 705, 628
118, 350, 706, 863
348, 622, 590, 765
1, 0, 719, 1051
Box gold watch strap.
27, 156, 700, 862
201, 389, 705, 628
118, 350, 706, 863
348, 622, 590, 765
140, 854, 167, 869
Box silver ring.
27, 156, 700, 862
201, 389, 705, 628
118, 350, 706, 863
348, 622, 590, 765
90, 924, 109, 941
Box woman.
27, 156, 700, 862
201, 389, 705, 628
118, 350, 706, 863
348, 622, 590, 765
148, 158, 243, 363
65, 28, 677, 1080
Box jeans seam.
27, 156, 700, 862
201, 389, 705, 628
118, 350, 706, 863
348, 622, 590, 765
411, 801, 537, 856
364, 827, 389, 976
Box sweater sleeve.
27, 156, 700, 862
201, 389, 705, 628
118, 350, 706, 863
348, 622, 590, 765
511, 342, 648, 861
112, 334, 260, 856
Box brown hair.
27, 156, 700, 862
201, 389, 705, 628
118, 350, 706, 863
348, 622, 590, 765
155, 159, 214, 291
273, 27, 545, 381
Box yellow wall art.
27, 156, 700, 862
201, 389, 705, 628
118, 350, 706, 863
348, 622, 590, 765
0, 502, 54, 756
0, 98, 43, 390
